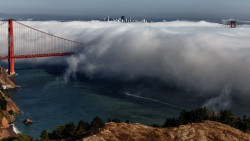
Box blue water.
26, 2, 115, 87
0, 62, 238, 137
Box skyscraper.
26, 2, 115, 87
121, 16, 125, 22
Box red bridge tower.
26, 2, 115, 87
8, 19, 15, 75
0, 19, 81, 75
231, 20, 237, 28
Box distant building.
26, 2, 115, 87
101, 15, 153, 23
121, 16, 125, 22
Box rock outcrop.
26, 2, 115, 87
0, 90, 20, 138
0, 66, 16, 90
0, 66, 20, 139
23, 119, 33, 125
84, 121, 250, 141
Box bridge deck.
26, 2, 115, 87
0, 53, 72, 60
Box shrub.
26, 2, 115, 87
163, 118, 179, 127
40, 130, 49, 141
0, 110, 4, 124
91, 117, 104, 131
125, 120, 130, 123
108, 118, 121, 123
76, 120, 90, 135
63, 122, 77, 137
1, 134, 33, 141
163, 107, 250, 134
8, 110, 14, 115
0, 95, 7, 110
49, 125, 65, 139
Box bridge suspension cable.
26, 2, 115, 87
0, 19, 83, 75
13, 20, 81, 56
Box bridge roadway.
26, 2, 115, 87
0, 52, 73, 60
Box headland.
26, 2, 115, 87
0, 66, 20, 138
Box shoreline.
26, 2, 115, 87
0, 66, 21, 139
11, 123, 20, 134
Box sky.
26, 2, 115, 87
0, 0, 250, 20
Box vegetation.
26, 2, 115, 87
3, 108, 249, 141
3, 92, 11, 99
163, 107, 250, 133
36, 109, 250, 140
0, 94, 7, 111
90, 117, 105, 132
40, 116, 104, 141
108, 118, 122, 123
0, 110, 4, 126
0, 93, 7, 126
1, 134, 33, 141
39, 130, 49, 141
8, 110, 14, 115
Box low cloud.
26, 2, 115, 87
2, 20, 250, 109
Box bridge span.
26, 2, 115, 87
0, 19, 82, 75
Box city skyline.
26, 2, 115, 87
0, 0, 250, 20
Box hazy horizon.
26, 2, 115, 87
1, 0, 250, 21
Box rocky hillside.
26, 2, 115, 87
0, 67, 16, 90
0, 66, 20, 139
84, 121, 250, 141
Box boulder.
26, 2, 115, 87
23, 119, 33, 124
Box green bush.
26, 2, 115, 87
45, 117, 105, 140
76, 120, 90, 135
125, 120, 130, 123
91, 117, 105, 131
48, 122, 78, 139
17, 134, 33, 141
49, 125, 65, 139
0, 95, 7, 110
63, 122, 77, 137
8, 110, 14, 115
163, 107, 250, 134
40, 130, 49, 141
163, 118, 179, 127
1, 134, 33, 141
108, 118, 121, 123
0, 110, 4, 124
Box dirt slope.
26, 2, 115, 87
84, 121, 250, 141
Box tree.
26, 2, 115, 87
179, 109, 187, 125
91, 117, 105, 131
76, 120, 90, 134
220, 110, 233, 125
49, 125, 65, 139
40, 130, 49, 141
63, 122, 77, 137
164, 118, 179, 127
0, 95, 7, 110
17, 134, 33, 141
0, 134, 32, 141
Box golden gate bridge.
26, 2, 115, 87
0, 19, 82, 75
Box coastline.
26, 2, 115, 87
0, 66, 21, 139
11, 124, 20, 134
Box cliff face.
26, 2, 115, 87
0, 66, 20, 138
0, 66, 16, 90
0, 90, 20, 138
84, 121, 250, 141
0, 91, 20, 122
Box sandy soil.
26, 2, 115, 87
84, 121, 250, 141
